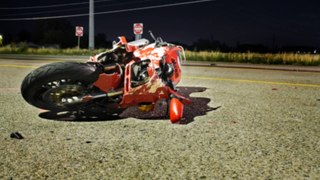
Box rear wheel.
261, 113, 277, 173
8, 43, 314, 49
21, 62, 101, 111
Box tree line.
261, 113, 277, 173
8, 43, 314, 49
2, 19, 111, 49
1, 19, 319, 53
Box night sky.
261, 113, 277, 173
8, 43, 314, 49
1, 0, 320, 48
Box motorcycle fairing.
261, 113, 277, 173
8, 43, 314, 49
120, 60, 169, 108
93, 73, 122, 93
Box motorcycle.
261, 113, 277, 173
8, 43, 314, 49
21, 31, 191, 123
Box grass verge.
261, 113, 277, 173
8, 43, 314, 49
185, 51, 320, 66
0, 45, 319, 66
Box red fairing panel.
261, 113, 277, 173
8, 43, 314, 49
93, 73, 122, 93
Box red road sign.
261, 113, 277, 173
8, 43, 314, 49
75, 26, 83, 37
133, 23, 143, 35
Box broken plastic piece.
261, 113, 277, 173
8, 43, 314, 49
10, 132, 24, 139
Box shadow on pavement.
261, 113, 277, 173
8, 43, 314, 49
121, 86, 220, 124
39, 110, 123, 122
39, 86, 219, 124
179, 87, 221, 124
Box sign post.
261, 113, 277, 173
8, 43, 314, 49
75, 26, 84, 49
133, 23, 143, 40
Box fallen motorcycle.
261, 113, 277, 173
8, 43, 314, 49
21, 31, 191, 123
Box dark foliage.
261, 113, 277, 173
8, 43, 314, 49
2, 19, 319, 53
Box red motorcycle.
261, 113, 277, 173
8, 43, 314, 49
21, 31, 191, 123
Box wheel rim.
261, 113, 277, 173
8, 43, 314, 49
41, 79, 86, 108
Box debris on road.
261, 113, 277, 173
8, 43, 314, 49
10, 132, 24, 139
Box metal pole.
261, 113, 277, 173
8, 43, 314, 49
89, 0, 94, 49
78, 36, 80, 50
135, 34, 142, 40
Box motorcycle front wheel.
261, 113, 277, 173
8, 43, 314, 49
21, 61, 101, 111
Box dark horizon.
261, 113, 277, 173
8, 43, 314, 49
1, 0, 320, 50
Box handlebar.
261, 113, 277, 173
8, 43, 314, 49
148, 30, 165, 47
148, 30, 157, 42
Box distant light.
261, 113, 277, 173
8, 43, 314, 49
0, 34, 3, 46
314, 50, 317, 54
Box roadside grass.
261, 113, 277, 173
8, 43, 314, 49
0, 44, 103, 55
0, 45, 320, 66
185, 51, 320, 66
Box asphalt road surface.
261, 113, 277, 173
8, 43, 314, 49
0, 58, 319, 179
